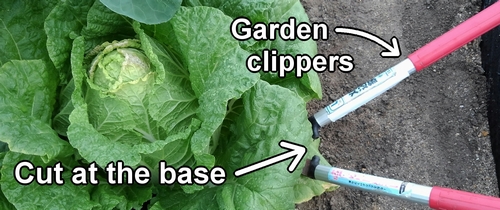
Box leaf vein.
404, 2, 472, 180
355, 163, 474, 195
0, 19, 22, 60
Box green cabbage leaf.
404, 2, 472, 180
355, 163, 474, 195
0, 0, 335, 209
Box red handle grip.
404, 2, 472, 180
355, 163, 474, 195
429, 186, 500, 210
408, 1, 500, 71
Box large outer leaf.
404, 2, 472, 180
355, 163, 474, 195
0, 60, 57, 122
148, 81, 198, 133
0, 117, 70, 162
143, 31, 197, 134
99, 0, 182, 24
133, 24, 192, 138
160, 80, 329, 209
0, 189, 15, 210
85, 87, 142, 144
82, 1, 134, 40
269, 1, 322, 102
0, 60, 69, 162
0, 152, 98, 209
0, 0, 57, 65
44, 0, 94, 73
153, 7, 260, 168
197, 0, 322, 101
90, 183, 152, 210
201, 0, 298, 23
134, 118, 200, 169
166, 7, 257, 97
0, 153, 15, 210
159, 187, 220, 210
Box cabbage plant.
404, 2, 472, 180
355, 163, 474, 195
0, 0, 335, 209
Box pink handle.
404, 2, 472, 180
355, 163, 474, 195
408, 1, 500, 71
429, 186, 500, 210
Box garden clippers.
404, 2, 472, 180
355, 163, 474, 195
302, 156, 500, 210
308, 1, 500, 139
304, 1, 500, 209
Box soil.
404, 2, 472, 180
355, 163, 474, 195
297, 0, 499, 209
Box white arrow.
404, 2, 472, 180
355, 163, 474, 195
233, 140, 307, 177
335, 27, 401, 58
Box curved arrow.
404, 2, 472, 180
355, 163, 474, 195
335, 27, 401, 58
233, 140, 307, 177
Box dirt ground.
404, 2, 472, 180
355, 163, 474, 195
297, 0, 499, 209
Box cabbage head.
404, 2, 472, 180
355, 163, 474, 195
0, 1, 335, 209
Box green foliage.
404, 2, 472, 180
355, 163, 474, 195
0, 0, 333, 209
99, 0, 182, 24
